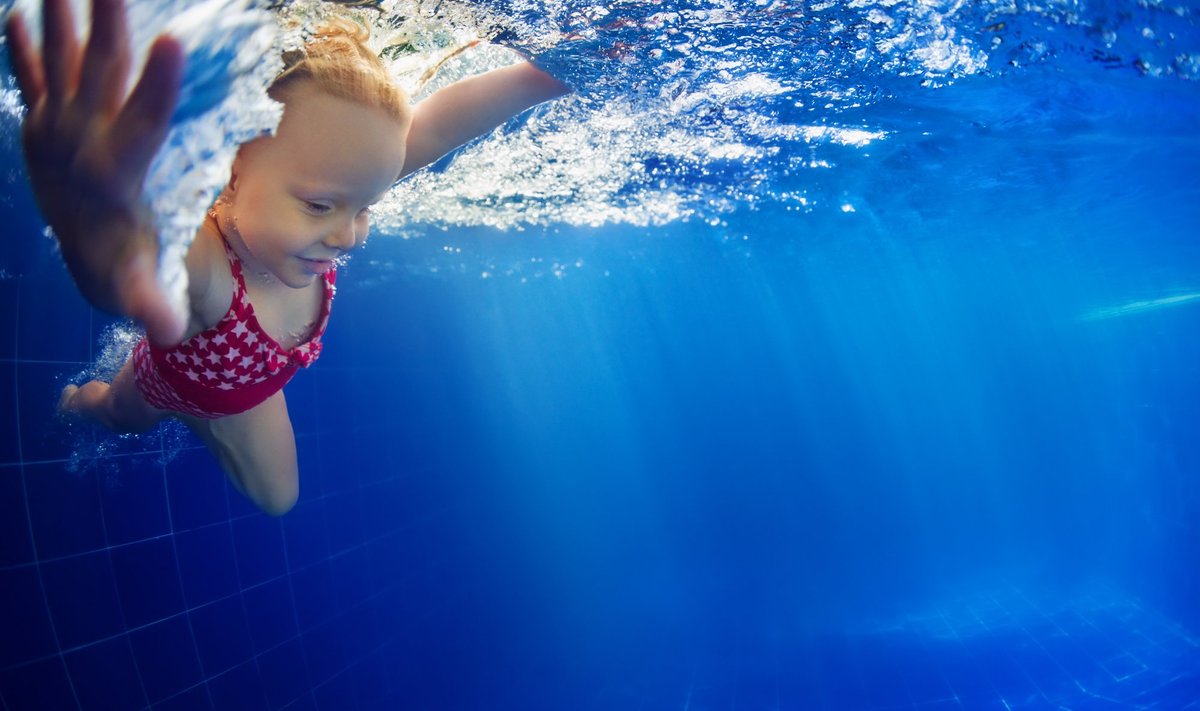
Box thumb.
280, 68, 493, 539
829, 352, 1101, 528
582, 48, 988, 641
117, 250, 187, 347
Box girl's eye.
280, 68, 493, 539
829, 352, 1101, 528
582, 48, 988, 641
303, 201, 332, 215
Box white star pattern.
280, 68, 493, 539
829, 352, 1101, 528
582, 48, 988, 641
131, 244, 334, 419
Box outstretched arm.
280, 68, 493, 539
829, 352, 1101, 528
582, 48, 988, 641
5, 0, 186, 345
400, 60, 569, 178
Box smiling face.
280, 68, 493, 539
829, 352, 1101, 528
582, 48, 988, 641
217, 80, 410, 288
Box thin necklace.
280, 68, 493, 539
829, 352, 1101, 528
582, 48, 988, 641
207, 210, 279, 287
207, 207, 320, 346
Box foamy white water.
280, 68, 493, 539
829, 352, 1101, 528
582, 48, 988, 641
4, 0, 1196, 281
4, 0, 282, 324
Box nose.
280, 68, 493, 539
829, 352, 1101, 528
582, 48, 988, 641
324, 213, 366, 252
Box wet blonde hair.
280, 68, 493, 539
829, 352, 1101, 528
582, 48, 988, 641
271, 18, 411, 124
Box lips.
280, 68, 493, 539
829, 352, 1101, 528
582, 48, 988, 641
300, 257, 334, 273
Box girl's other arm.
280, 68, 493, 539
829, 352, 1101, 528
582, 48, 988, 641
400, 60, 569, 178
5, 0, 186, 345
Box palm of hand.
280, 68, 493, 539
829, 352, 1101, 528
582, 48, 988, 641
6, 0, 186, 345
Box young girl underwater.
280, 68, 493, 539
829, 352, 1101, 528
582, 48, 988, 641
6, 0, 568, 515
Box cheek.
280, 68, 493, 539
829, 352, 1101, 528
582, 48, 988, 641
237, 213, 308, 254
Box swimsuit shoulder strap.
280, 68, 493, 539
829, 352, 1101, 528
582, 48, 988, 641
214, 229, 250, 306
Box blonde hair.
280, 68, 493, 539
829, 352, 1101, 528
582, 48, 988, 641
271, 18, 411, 124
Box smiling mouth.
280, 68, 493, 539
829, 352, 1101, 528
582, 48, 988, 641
300, 257, 334, 272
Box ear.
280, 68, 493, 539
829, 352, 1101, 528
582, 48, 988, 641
228, 155, 243, 193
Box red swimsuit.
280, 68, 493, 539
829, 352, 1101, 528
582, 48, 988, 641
133, 238, 336, 419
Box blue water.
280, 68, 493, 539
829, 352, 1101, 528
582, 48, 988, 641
2, 1, 1200, 709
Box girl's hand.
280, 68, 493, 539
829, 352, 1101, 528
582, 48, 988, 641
6, 0, 186, 345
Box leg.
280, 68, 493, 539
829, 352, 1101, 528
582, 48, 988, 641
59, 357, 168, 433
179, 391, 300, 516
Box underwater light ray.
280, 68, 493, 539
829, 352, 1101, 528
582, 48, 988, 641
1081, 292, 1200, 322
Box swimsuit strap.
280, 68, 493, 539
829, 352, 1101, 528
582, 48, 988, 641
206, 212, 249, 298
205, 216, 335, 372
217, 232, 248, 299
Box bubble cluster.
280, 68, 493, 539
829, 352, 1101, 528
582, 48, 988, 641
4, 0, 1196, 254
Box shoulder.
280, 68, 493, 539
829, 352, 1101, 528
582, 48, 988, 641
184, 220, 235, 332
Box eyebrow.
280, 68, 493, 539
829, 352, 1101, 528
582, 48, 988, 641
290, 182, 390, 206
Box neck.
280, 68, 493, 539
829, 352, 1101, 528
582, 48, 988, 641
208, 201, 283, 288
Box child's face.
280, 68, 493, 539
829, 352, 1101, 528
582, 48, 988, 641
221, 81, 410, 288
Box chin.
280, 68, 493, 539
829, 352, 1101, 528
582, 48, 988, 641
274, 269, 318, 289
289, 273, 320, 289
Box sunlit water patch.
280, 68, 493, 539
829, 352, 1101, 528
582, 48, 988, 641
848, 584, 1200, 710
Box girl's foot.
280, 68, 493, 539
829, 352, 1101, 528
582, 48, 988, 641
58, 384, 80, 414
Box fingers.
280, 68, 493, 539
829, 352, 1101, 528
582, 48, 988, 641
4, 13, 46, 108
110, 35, 183, 175
77, 0, 131, 114
14, 0, 135, 115
42, 0, 81, 106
